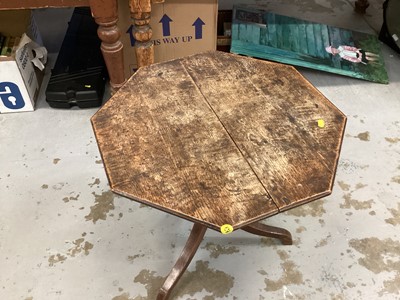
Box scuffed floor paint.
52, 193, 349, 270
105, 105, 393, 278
349, 237, 400, 296
355, 131, 370, 141
263, 250, 304, 292
47, 235, 94, 267
385, 203, 400, 226
130, 260, 235, 299
203, 242, 240, 258
85, 191, 116, 223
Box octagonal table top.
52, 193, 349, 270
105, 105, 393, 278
91, 51, 346, 232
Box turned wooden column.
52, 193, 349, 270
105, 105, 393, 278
89, 0, 126, 91
130, 0, 164, 67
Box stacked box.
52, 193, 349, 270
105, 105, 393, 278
0, 10, 45, 113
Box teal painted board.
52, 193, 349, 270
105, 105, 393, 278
281, 16, 292, 50
232, 23, 239, 40
320, 25, 331, 59
288, 20, 300, 52
250, 24, 261, 44
232, 39, 362, 80
260, 27, 268, 45
238, 23, 247, 42
266, 13, 277, 48
313, 24, 325, 57
305, 23, 317, 57
244, 23, 252, 43
238, 23, 261, 45
231, 5, 388, 84
275, 14, 283, 49
298, 23, 308, 55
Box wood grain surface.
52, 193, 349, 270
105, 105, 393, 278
181, 52, 346, 211
91, 51, 346, 231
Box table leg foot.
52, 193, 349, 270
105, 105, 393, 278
241, 222, 293, 245
157, 222, 207, 300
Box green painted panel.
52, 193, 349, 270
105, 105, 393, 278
266, 13, 277, 48
280, 16, 292, 50
231, 39, 362, 79
298, 23, 308, 55
305, 23, 316, 56
288, 20, 300, 52
232, 23, 239, 40
238, 23, 248, 42
251, 25, 262, 45
275, 14, 283, 49
260, 27, 268, 45
231, 6, 388, 83
313, 24, 325, 57
320, 25, 331, 58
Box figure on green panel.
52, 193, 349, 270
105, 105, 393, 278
325, 45, 379, 65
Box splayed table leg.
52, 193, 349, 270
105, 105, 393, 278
242, 222, 293, 245
157, 222, 207, 300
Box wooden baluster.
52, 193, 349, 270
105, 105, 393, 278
130, 0, 156, 67
89, 0, 126, 92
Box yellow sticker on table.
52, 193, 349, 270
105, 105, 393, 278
220, 224, 233, 234
317, 119, 325, 128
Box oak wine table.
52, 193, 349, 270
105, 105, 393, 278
91, 51, 346, 299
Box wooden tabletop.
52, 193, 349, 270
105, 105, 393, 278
91, 51, 346, 231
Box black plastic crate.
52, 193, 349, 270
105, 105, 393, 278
46, 7, 108, 109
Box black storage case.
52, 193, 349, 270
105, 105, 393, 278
379, 0, 400, 54
46, 7, 108, 108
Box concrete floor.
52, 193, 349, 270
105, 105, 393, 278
1, 1, 400, 299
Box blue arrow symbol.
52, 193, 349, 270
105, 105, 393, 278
126, 25, 136, 46
192, 17, 205, 39
159, 14, 173, 37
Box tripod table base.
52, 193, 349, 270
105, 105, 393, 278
157, 221, 293, 299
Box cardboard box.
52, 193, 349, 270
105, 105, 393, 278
0, 10, 46, 113
118, 0, 218, 76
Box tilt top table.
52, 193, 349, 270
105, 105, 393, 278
91, 51, 346, 299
